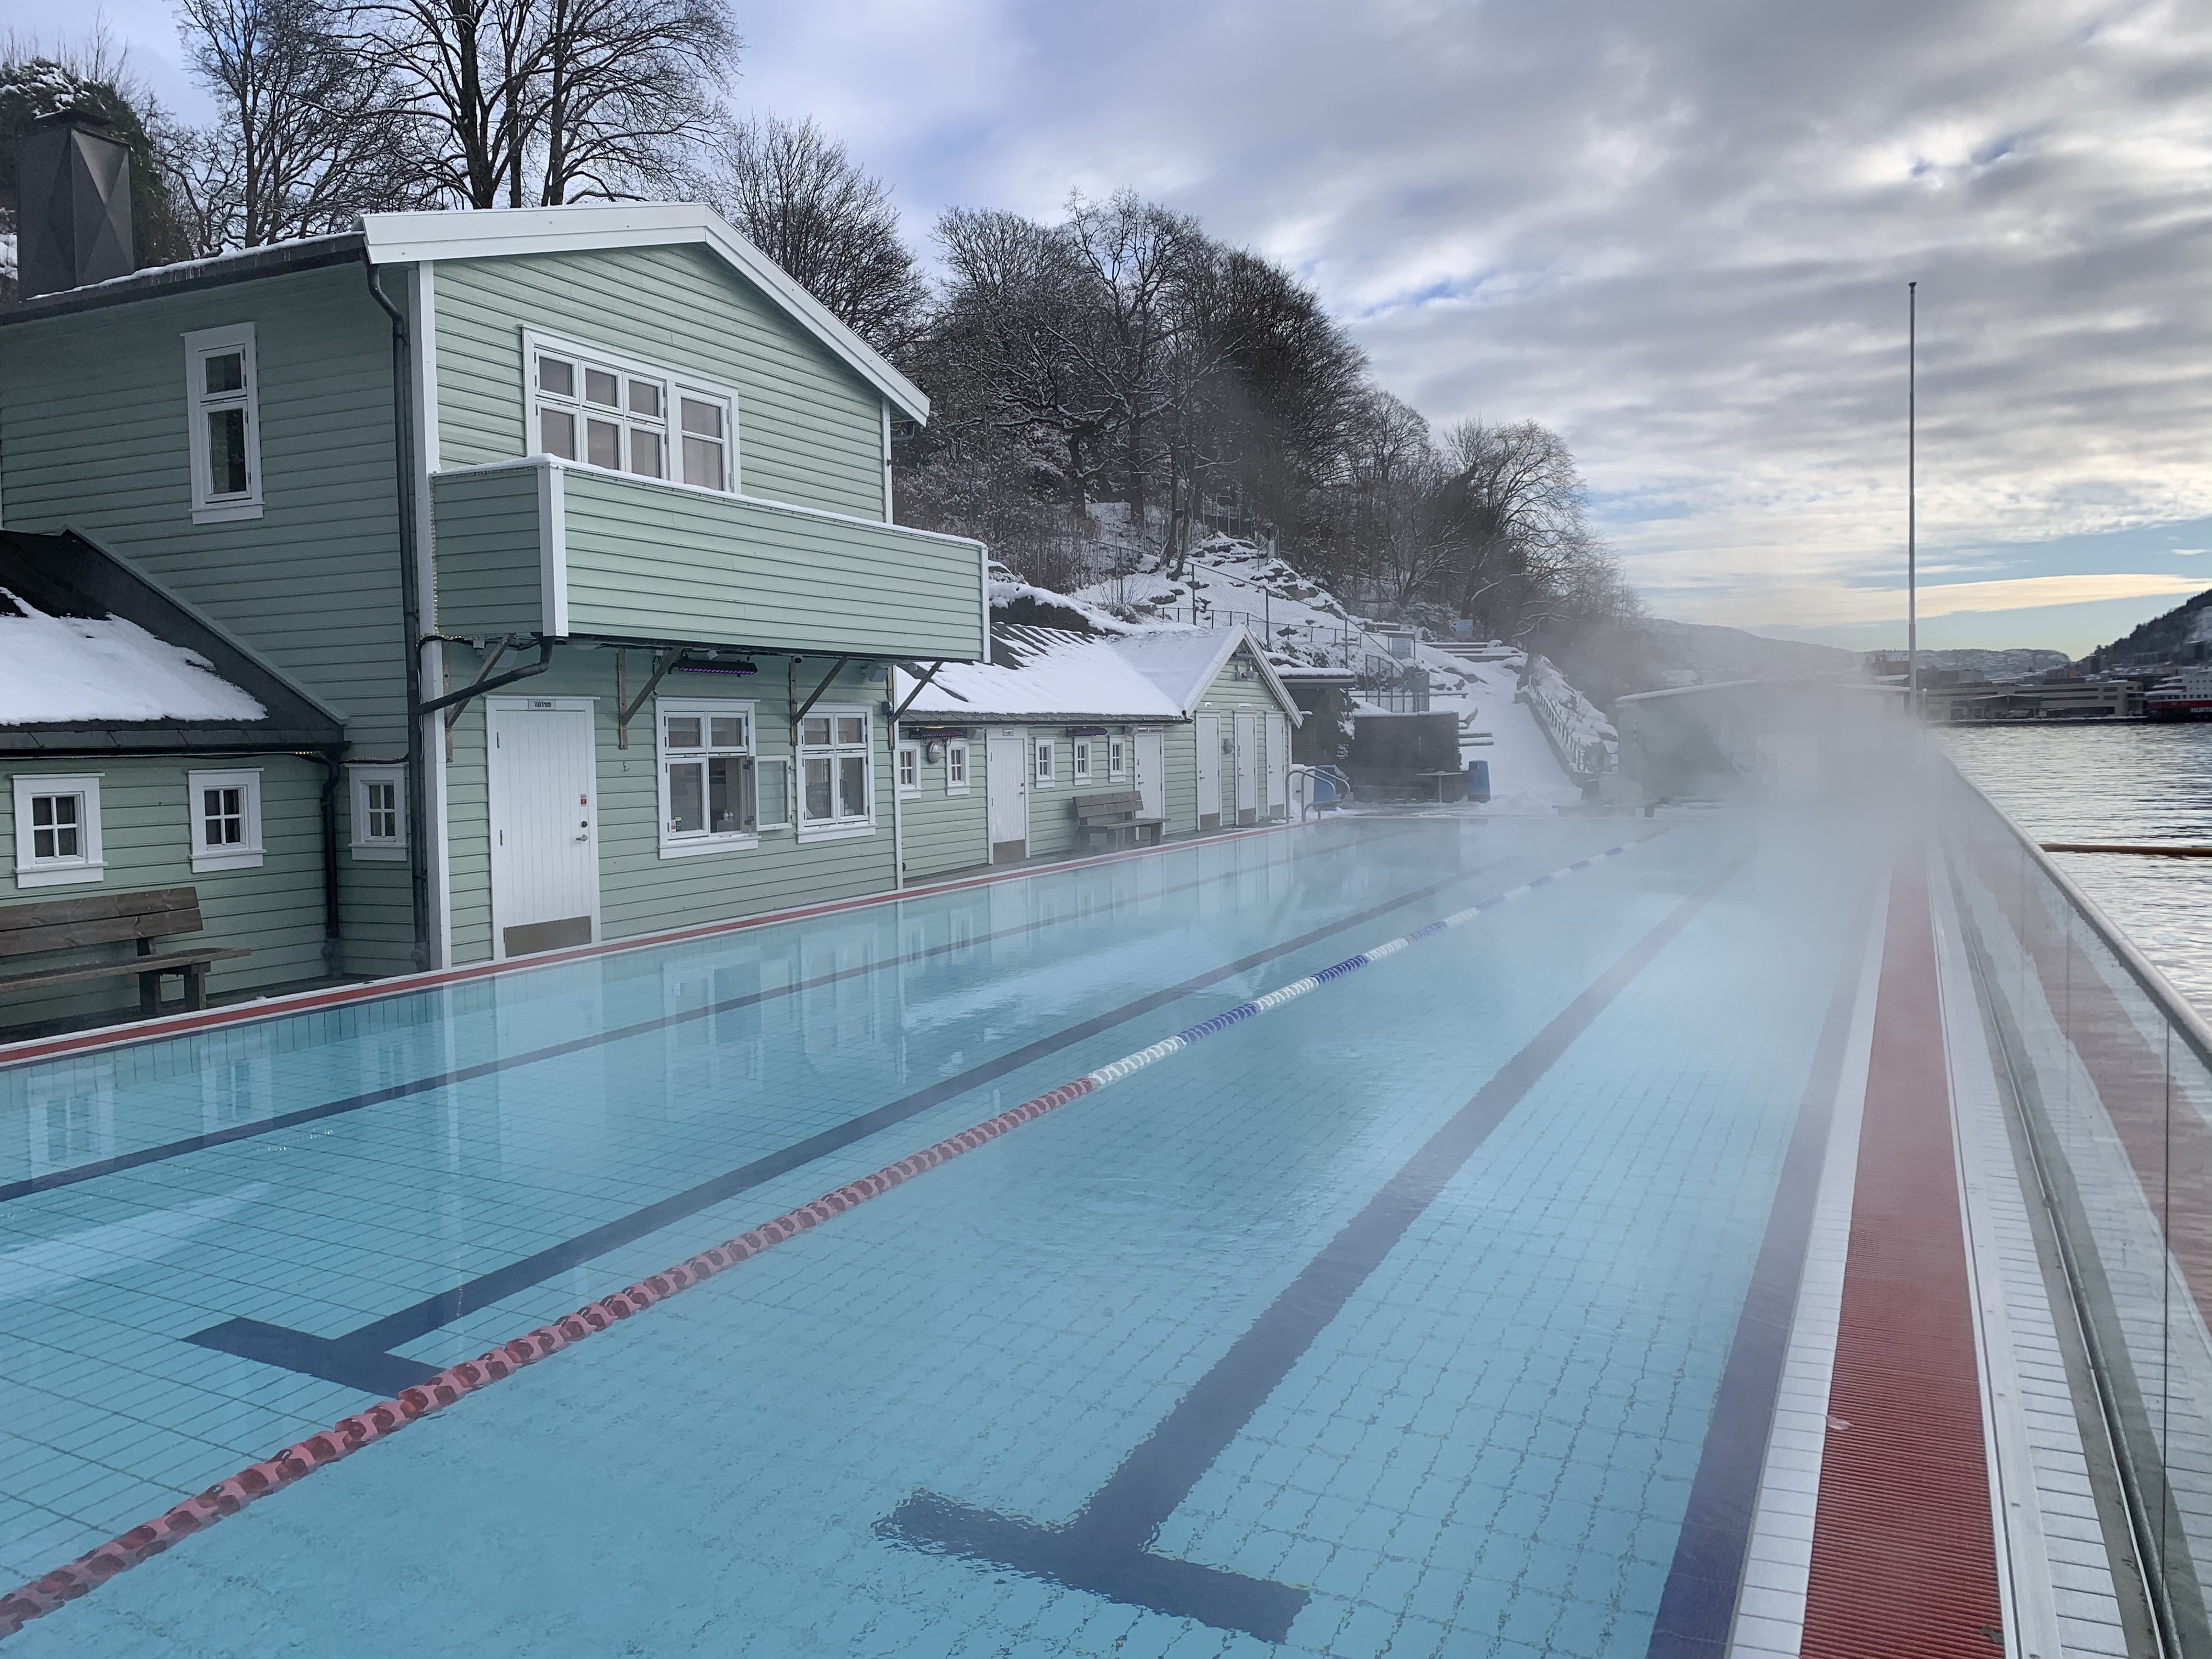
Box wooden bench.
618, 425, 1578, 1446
0, 887, 251, 1018
1073, 789, 1164, 852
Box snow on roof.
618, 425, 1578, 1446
895, 628, 1183, 722
0, 589, 268, 725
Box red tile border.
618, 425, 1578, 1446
1801, 859, 2004, 1656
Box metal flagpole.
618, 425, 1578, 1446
1908, 280, 1918, 706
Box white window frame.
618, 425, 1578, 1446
12, 774, 104, 888
184, 323, 263, 523
348, 764, 407, 861
1033, 736, 1057, 788
656, 698, 759, 858
524, 329, 740, 494
1109, 736, 1128, 780
795, 703, 876, 842
944, 740, 970, 795
1071, 738, 1093, 783
188, 769, 265, 873
896, 741, 922, 797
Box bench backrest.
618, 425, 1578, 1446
1074, 790, 1146, 821
0, 887, 205, 960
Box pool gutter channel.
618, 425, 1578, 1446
0, 832, 1670, 1641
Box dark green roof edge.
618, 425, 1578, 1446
0, 233, 368, 327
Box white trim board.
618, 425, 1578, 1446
1726, 887, 1887, 1659
360, 204, 930, 422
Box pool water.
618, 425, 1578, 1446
0, 813, 1878, 1657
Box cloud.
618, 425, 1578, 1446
56, 0, 2212, 639
1722, 571, 2209, 628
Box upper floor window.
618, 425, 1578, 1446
527, 332, 735, 492
657, 700, 757, 856
798, 707, 873, 839
184, 324, 262, 523
12, 774, 104, 889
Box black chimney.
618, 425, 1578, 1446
16, 109, 135, 298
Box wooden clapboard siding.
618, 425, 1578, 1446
432, 246, 888, 520
438, 647, 905, 966
898, 743, 988, 882
0, 264, 409, 751
0, 759, 331, 1030
430, 466, 544, 639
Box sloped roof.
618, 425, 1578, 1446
1107, 627, 1303, 722
4, 204, 929, 424
895, 628, 1181, 723
892, 624, 1302, 726
360, 206, 929, 422
0, 531, 343, 753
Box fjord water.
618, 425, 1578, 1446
1940, 722, 2212, 1012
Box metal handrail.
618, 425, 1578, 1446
1942, 758, 2212, 1076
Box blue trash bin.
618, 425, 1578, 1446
1466, 760, 1491, 803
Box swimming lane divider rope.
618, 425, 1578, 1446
0, 830, 1667, 1641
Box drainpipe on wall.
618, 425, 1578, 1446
313, 748, 343, 977
362, 257, 433, 972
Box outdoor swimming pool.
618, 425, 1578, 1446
0, 813, 1915, 1655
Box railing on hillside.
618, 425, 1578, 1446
1521, 656, 1616, 779
1940, 768, 2212, 1651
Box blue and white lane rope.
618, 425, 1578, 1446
1081, 833, 1660, 1090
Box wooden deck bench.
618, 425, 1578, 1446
1073, 789, 1165, 853
0, 887, 250, 1017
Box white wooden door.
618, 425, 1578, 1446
1234, 709, 1259, 823
1195, 713, 1222, 830
986, 729, 1028, 862
488, 697, 600, 958
1135, 729, 1165, 824
1266, 713, 1289, 817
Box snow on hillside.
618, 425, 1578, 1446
1057, 528, 1588, 810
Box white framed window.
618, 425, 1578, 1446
188, 769, 264, 873
349, 764, 407, 861
1071, 739, 1092, 783
945, 740, 969, 795
526, 330, 736, 492
797, 706, 874, 840
1033, 737, 1056, 787
657, 699, 758, 857
896, 742, 922, 796
184, 323, 263, 523
12, 774, 104, 888
1109, 737, 1127, 780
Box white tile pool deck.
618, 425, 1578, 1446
0, 812, 2138, 1656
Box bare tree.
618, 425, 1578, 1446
1430, 418, 1600, 636
353, 0, 735, 208
690, 113, 927, 354
178, 0, 429, 247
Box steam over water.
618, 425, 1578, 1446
1940, 723, 2212, 1014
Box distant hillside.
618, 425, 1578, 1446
1638, 619, 1858, 681
2085, 588, 2212, 666
1885, 647, 2071, 680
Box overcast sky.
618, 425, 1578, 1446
20, 0, 2212, 654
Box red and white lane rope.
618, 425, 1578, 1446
0, 830, 1662, 1639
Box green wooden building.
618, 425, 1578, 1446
0, 204, 989, 1033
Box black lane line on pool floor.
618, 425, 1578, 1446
878, 851, 1748, 1646
1, 825, 1434, 1207
1641, 890, 1877, 1659
187, 848, 1555, 1397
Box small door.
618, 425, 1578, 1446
986, 729, 1029, 863
488, 697, 600, 959
1195, 713, 1222, 832
1135, 729, 1166, 825
1266, 713, 1290, 817
1234, 709, 1259, 825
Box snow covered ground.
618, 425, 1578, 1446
1069, 530, 1589, 811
